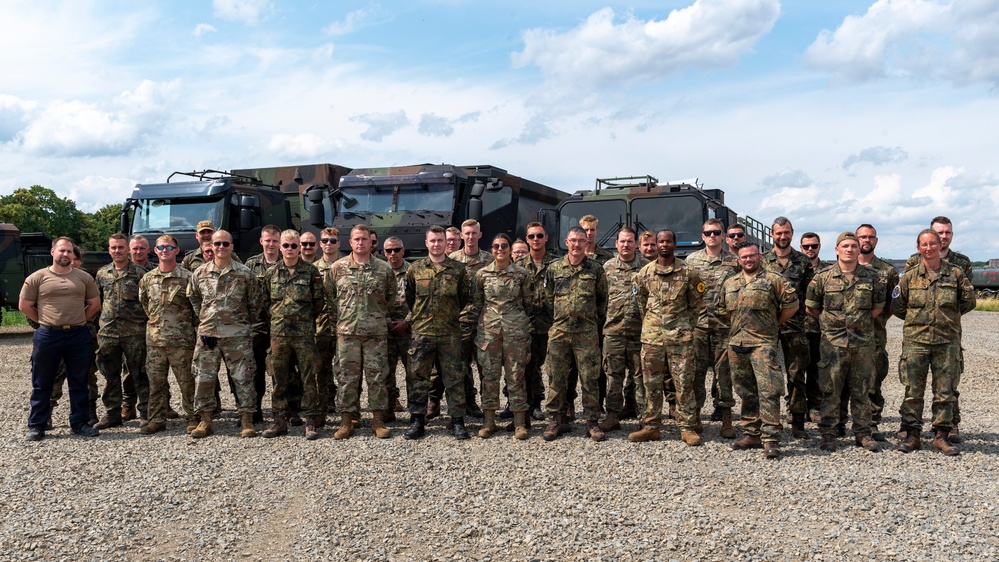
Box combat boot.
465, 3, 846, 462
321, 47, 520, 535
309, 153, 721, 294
621, 397, 638, 420
720, 409, 736, 439
856, 434, 880, 452
598, 411, 621, 432
240, 412, 258, 438
393, 397, 405, 412
791, 414, 807, 438
383, 408, 396, 423
896, 429, 921, 453
186, 418, 199, 434
166, 406, 180, 420
452, 417, 470, 440
262, 416, 288, 438
764, 442, 781, 459
304, 417, 319, 440
404, 413, 426, 440
948, 423, 962, 444
372, 411, 392, 439
478, 410, 497, 439
543, 414, 561, 442
680, 429, 702, 447
820, 433, 837, 452
190, 411, 214, 439
94, 414, 123, 430
628, 425, 661, 443
88, 400, 99, 426
121, 405, 137, 421
334, 413, 356, 440
586, 421, 606, 442
933, 429, 960, 456
709, 406, 724, 422
139, 421, 165, 435
870, 424, 886, 442
731, 434, 763, 450
513, 411, 529, 440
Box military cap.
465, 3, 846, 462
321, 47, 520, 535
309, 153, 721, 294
196, 220, 215, 233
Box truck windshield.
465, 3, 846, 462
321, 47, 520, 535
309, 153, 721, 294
341, 186, 393, 213
633, 195, 704, 247
131, 197, 225, 233
558, 200, 627, 249
341, 184, 455, 213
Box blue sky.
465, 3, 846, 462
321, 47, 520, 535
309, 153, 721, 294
2, 0, 998, 260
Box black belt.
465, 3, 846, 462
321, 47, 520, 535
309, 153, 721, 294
41, 324, 82, 330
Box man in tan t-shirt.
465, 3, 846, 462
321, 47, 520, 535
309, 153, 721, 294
20, 236, 102, 441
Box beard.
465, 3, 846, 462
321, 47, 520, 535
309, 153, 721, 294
860, 245, 874, 255
54, 256, 71, 267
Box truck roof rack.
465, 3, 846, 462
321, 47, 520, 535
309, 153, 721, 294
167, 169, 266, 185
594, 175, 659, 193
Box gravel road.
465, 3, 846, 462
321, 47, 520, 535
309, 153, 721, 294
1, 313, 997, 561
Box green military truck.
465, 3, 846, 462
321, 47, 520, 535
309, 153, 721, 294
539, 175, 773, 258
0, 223, 55, 323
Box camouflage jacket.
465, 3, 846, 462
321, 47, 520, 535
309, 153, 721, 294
805, 264, 886, 348
720, 269, 798, 348
187, 260, 261, 338
906, 249, 973, 279
684, 248, 740, 331
587, 246, 616, 266
95, 262, 149, 337
473, 261, 533, 344
761, 248, 813, 334
602, 254, 649, 337
183, 249, 241, 271
139, 266, 196, 346
891, 261, 975, 345
516, 252, 557, 335
405, 257, 471, 336
261, 260, 325, 337
313, 256, 339, 337
543, 256, 608, 335
863, 255, 900, 344
802, 260, 831, 334
328, 254, 396, 337
634, 259, 705, 346
449, 248, 494, 324
244, 253, 280, 335
388, 261, 411, 323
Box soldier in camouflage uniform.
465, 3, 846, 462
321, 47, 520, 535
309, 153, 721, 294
473, 233, 534, 439
94, 233, 150, 429
799, 232, 828, 425
404, 226, 473, 440
181, 220, 217, 271
329, 224, 397, 440
541, 226, 609, 442
893, 229, 975, 456
685, 219, 740, 438
245, 225, 284, 423
314, 227, 342, 422
629, 230, 706, 445
516, 222, 556, 421
186, 230, 262, 439
639, 230, 658, 261
580, 214, 616, 265
721, 242, 799, 460
138, 235, 197, 434
598, 227, 648, 433
856, 224, 899, 441
383, 236, 410, 420
725, 224, 747, 254
761, 217, 813, 438
260, 230, 326, 440
448, 219, 493, 419
805, 232, 886, 453
904, 216, 972, 444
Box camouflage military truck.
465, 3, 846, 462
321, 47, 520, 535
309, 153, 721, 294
971, 267, 999, 298
119, 164, 353, 260
0, 223, 56, 322
540, 175, 773, 259
334, 164, 568, 259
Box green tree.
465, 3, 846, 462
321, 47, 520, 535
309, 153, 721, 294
0, 185, 83, 241
78, 203, 124, 250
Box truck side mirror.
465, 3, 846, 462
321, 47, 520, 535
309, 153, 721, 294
307, 188, 325, 228
715, 206, 731, 230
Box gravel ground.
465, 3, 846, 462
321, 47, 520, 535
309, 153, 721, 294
1, 313, 997, 561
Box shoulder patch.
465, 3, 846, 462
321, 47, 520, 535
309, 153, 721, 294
891, 285, 901, 299
696, 281, 706, 293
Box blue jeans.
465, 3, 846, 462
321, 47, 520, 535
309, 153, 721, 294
29, 326, 94, 431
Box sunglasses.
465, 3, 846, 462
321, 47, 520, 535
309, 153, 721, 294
801, 244, 819, 250
321, 238, 338, 244
212, 241, 231, 247
492, 243, 510, 250
281, 243, 299, 249
727, 232, 746, 239
155, 245, 177, 252
300, 242, 316, 247
384, 247, 402, 254
702, 230, 723, 237
526, 233, 545, 240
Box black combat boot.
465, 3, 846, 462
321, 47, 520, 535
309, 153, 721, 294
451, 417, 470, 440
404, 413, 426, 440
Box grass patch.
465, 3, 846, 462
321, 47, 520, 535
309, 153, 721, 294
1, 310, 28, 326
976, 297, 999, 312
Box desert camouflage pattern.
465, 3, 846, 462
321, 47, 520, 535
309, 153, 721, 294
187, 260, 261, 338
139, 266, 196, 345
328, 255, 396, 338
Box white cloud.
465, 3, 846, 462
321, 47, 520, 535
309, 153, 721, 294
843, 146, 909, 170
69, 175, 138, 213
266, 133, 341, 160
0, 94, 37, 141
193, 23, 217, 38
325, 8, 368, 36
417, 112, 480, 137
512, 1, 780, 91
350, 110, 409, 142
213, 0, 273, 26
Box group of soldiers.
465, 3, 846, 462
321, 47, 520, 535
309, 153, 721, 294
21, 214, 976, 459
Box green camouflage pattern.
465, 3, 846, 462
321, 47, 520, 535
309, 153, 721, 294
816, 339, 874, 437
602, 334, 644, 415
865, 254, 899, 424
684, 248, 740, 330
139, 266, 196, 345
404, 257, 471, 336
192, 336, 256, 414
328, 255, 396, 337
641, 342, 697, 430
898, 341, 962, 432
602, 254, 648, 336
95, 262, 149, 337
890, 262, 976, 345
449, 248, 494, 324
314, 256, 340, 337
261, 261, 325, 337
693, 327, 734, 410
184, 250, 242, 272
729, 344, 785, 443
146, 345, 195, 424
587, 246, 616, 265
473, 261, 533, 411
721, 270, 798, 347
801, 260, 830, 334
544, 330, 601, 421
906, 249, 973, 279
97, 334, 148, 414
268, 336, 321, 417
408, 333, 465, 416
515, 253, 557, 335
805, 263, 886, 348
543, 256, 608, 334
761, 248, 813, 333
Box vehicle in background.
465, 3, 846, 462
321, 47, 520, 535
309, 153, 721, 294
971, 267, 999, 298
539, 175, 773, 258
0, 224, 55, 323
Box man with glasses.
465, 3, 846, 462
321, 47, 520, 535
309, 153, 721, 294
725, 224, 747, 254
182, 221, 243, 270
685, 219, 740, 438
138, 235, 197, 434
246, 225, 284, 423
445, 227, 463, 255
799, 232, 829, 427
299, 231, 319, 264
314, 227, 342, 424
448, 219, 493, 419
383, 236, 410, 419
516, 222, 556, 421
187, 230, 262, 438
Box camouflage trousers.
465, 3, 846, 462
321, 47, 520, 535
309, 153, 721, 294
898, 340, 962, 432
336, 335, 389, 414
778, 331, 810, 416
817, 340, 874, 437
477, 331, 531, 411
869, 337, 890, 424
693, 326, 734, 411
458, 322, 482, 405
729, 344, 785, 443
805, 332, 822, 415
387, 333, 411, 405
544, 329, 600, 421
603, 334, 644, 415
316, 335, 338, 417
146, 344, 195, 424
268, 336, 321, 418
641, 341, 696, 430
192, 336, 256, 415
523, 332, 549, 409
408, 332, 465, 417
97, 334, 148, 417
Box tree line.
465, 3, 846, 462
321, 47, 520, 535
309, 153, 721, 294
0, 186, 121, 251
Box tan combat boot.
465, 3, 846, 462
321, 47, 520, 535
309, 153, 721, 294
372, 411, 392, 439
186, 418, 200, 435
478, 410, 497, 439
720, 409, 736, 439
190, 411, 214, 439
334, 412, 356, 440
598, 411, 621, 432
240, 412, 258, 438
305, 417, 319, 441
932, 429, 960, 456
513, 411, 529, 440
628, 424, 661, 443
261, 416, 288, 438
680, 429, 703, 446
